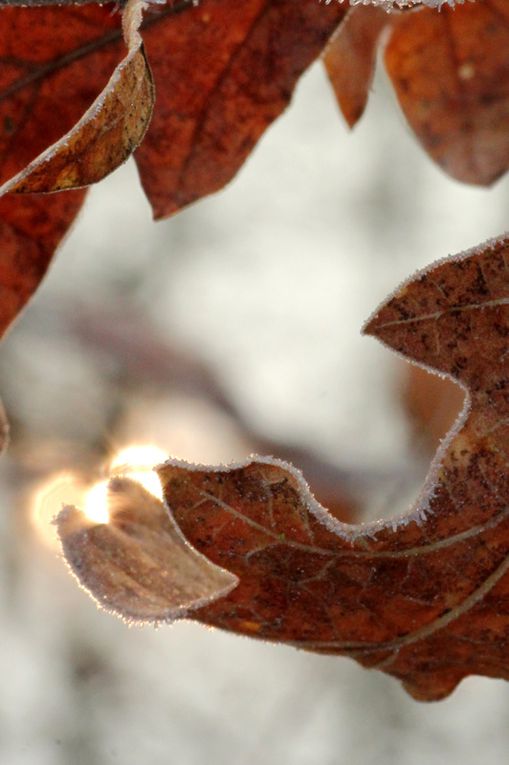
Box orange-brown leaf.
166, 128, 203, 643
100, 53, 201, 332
0, 191, 85, 339
135, 0, 348, 218
0, 6, 123, 185
58, 233, 509, 701
324, 5, 390, 128
0, 0, 153, 194
159, 237, 509, 701
385, 1, 509, 185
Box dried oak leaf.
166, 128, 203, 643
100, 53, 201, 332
59, 233, 509, 701
0, 0, 153, 193
0, 0, 346, 341
135, 0, 348, 218
327, 1, 509, 186
0, 0, 346, 211
58, 477, 238, 621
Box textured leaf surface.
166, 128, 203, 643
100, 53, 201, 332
0, 0, 153, 194
0, 5, 121, 185
385, 1, 509, 185
58, 478, 237, 621
58, 234, 509, 701
324, 5, 389, 128
0, 2, 149, 347
135, 0, 347, 218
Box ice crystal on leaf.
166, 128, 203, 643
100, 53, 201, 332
329, 0, 471, 10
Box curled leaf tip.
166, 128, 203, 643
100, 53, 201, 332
56, 477, 238, 625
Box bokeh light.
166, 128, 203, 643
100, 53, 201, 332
32, 473, 84, 549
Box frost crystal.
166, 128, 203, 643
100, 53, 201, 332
325, 0, 470, 11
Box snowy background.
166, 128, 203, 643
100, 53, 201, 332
1, 53, 509, 765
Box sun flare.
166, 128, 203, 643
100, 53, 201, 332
33, 444, 167, 547
109, 444, 166, 500
32, 473, 84, 549
81, 444, 166, 525
83, 480, 110, 524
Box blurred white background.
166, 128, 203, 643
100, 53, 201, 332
1, 53, 509, 765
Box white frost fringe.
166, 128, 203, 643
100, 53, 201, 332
326, 0, 472, 10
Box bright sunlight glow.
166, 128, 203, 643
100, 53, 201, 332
109, 444, 166, 500
33, 444, 167, 547
80, 444, 167, 526
32, 473, 84, 549
83, 480, 110, 524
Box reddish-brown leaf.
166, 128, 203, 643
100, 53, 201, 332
0, 2, 151, 355
135, 0, 348, 218
58, 233, 509, 701
0, 0, 153, 194
0, 5, 121, 185
385, 1, 509, 185
0, 0, 346, 215
0, 191, 85, 339
324, 5, 390, 128
402, 364, 465, 453
58, 477, 238, 621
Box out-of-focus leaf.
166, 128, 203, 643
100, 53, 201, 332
401, 364, 465, 453
324, 5, 390, 128
385, 1, 509, 185
0, 0, 153, 194
135, 0, 348, 218
0, 191, 85, 338
58, 477, 237, 622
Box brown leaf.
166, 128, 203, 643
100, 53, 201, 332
58, 233, 509, 701
324, 5, 390, 128
0, 3, 150, 352
0, 6, 122, 185
58, 477, 237, 622
385, 1, 509, 185
0, 0, 153, 194
401, 364, 465, 453
135, 0, 348, 218
0, 0, 345, 215
0, 191, 85, 339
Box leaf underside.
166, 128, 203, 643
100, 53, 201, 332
386, 0, 509, 185
135, 0, 347, 218
326, 1, 509, 187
